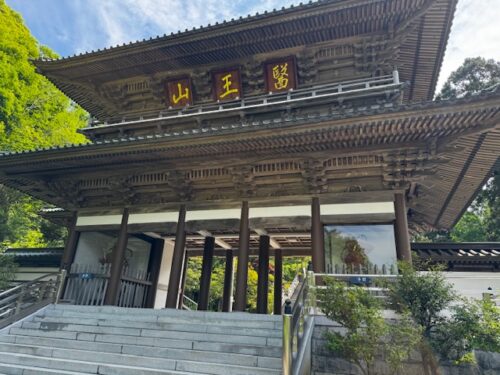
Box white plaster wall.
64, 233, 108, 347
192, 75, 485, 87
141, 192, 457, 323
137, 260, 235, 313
153, 241, 175, 309
442, 272, 500, 301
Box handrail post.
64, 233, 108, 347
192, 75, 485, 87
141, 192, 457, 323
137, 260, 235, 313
55, 269, 67, 304
283, 299, 293, 375
14, 285, 26, 316
306, 270, 316, 314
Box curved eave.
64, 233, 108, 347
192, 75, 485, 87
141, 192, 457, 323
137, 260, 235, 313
32, 0, 457, 118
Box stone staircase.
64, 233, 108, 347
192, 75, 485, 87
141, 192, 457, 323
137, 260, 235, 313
0, 304, 283, 375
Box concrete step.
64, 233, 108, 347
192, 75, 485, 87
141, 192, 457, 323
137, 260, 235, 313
48, 304, 281, 323
0, 350, 281, 375
0, 362, 88, 375
10, 323, 280, 347
30, 315, 282, 338
0, 338, 281, 368
41, 306, 282, 330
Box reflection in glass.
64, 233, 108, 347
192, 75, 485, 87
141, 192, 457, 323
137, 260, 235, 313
324, 225, 398, 274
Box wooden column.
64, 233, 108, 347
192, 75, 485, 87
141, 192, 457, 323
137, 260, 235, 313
104, 208, 129, 306
273, 249, 283, 315
257, 235, 270, 314
198, 236, 215, 311
394, 193, 412, 263
177, 252, 189, 309
61, 212, 80, 271
234, 201, 250, 312
166, 205, 187, 309
311, 197, 325, 273
145, 238, 164, 308
222, 250, 234, 312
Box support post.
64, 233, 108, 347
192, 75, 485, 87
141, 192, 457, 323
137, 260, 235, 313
198, 236, 215, 311
234, 201, 250, 311
61, 212, 80, 271
274, 249, 283, 315
222, 250, 234, 312
257, 235, 270, 314
177, 252, 189, 309
104, 208, 129, 306
311, 197, 325, 273
394, 193, 412, 263
166, 205, 187, 308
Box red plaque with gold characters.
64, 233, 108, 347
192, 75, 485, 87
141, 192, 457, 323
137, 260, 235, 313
166, 77, 193, 108
265, 57, 297, 93
213, 69, 242, 102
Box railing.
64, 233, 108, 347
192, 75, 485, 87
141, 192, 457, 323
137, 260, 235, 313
0, 272, 61, 329
63, 263, 151, 308
283, 270, 316, 375
87, 71, 403, 130
181, 294, 198, 310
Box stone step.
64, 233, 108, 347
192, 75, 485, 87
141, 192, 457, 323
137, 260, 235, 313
41, 307, 282, 330
0, 362, 88, 375
48, 305, 281, 323
0, 338, 281, 368
0, 350, 281, 375
10, 323, 280, 347
30, 315, 282, 338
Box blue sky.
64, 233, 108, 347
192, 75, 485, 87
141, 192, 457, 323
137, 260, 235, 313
6, 0, 500, 90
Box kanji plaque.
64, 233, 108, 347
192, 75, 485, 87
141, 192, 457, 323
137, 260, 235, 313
265, 57, 297, 93
213, 69, 242, 101
166, 77, 193, 108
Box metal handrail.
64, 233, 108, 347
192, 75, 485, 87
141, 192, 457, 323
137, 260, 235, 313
0, 271, 64, 329
182, 294, 198, 310
283, 270, 316, 375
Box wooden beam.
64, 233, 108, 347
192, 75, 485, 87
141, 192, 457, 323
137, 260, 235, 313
311, 197, 325, 273
394, 193, 412, 263
222, 250, 234, 312
274, 249, 283, 315
198, 230, 232, 249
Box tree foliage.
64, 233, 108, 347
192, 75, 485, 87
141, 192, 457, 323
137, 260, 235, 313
0, 0, 88, 249
0, 250, 17, 291
319, 277, 421, 375
415, 57, 500, 242
390, 263, 500, 374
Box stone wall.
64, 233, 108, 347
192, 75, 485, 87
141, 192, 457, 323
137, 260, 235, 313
312, 316, 500, 375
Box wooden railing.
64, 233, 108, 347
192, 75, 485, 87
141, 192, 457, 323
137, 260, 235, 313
63, 263, 151, 308
0, 272, 61, 329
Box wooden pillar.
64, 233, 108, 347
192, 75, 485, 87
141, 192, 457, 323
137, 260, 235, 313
104, 208, 129, 306
257, 235, 270, 314
198, 236, 215, 311
234, 201, 250, 312
145, 238, 164, 308
61, 212, 80, 271
394, 193, 412, 263
177, 252, 189, 309
222, 250, 234, 312
311, 197, 325, 273
166, 205, 187, 308
274, 249, 283, 315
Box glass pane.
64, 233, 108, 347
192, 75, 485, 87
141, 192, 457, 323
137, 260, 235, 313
324, 225, 398, 274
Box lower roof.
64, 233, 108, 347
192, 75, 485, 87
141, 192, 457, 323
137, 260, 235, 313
1, 90, 499, 232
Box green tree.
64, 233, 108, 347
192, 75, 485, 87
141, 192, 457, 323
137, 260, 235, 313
390, 263, 500, 374
430, 57, 500, 242
319, 277, 421, 375
0, 251, 17, 291
0, 0, 88, 248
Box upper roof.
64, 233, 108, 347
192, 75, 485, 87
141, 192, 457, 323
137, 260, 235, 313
34, 0, 458, 120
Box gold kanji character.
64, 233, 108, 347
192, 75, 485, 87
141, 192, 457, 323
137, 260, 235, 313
172, 82, 190, 104
272, 63, 289, 90
220, 73, 239, 99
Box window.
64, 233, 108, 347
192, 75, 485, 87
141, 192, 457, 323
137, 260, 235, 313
324, 224, 398, 274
